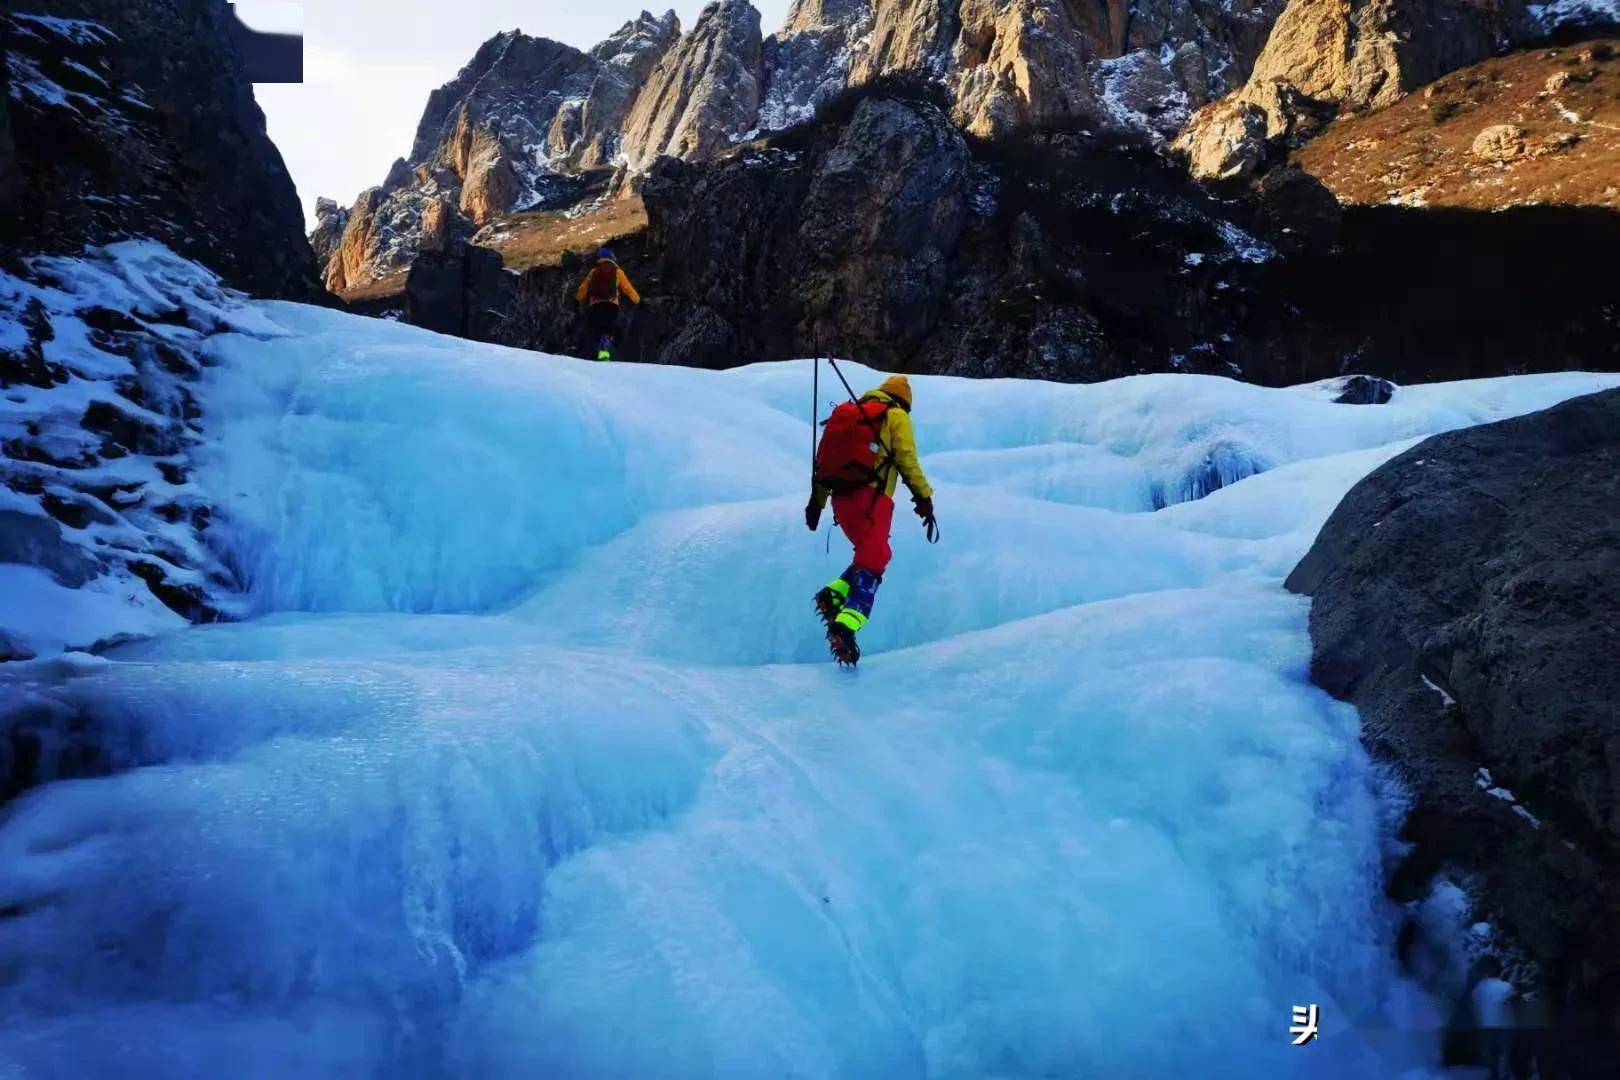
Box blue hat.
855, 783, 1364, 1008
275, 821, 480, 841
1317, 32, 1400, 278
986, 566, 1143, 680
598, 247, 615, 261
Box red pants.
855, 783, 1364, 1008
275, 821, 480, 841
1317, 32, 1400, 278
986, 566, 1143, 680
832, 487, 895, 575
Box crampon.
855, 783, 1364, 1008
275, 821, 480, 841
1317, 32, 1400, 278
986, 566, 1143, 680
813, 587, 844, 628
826, 623, 860, 667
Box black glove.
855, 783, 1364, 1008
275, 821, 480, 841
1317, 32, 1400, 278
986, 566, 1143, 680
805, 498, 822, 532
914, 496, 940, 544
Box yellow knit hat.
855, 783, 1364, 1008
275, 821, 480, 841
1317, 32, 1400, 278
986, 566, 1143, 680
878, 374, 913, 409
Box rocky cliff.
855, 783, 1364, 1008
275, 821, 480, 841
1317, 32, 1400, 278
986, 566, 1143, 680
323, 11, 682, 294
325, 0, 1302, 298
1287, 388, 1620, 1066
409, 87, 1297, 380
552, 10, 685, 171
403, 81, 1620, 383
620, 0, 765, 171
2, 2, 319, 298
308, 197, 350, 268
762, 0, 1293, 142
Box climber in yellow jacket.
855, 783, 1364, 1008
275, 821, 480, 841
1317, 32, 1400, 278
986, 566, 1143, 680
807, 374, 937, 665
574, 247, 640, 360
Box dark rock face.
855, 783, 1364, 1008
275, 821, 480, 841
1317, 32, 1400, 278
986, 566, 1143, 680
1, 2, 319, 299
405, 244, 510, 338
1287, 389, 1620, 1030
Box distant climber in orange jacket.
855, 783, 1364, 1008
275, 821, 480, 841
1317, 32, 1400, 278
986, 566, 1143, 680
574, 247, 640, 361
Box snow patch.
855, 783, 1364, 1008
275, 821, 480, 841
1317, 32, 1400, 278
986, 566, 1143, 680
1421, 673, 1456, 706
1094, 46, 1193, 143
1216, 220, 1277, 264
1474, 767, 1543, 829
1529, 0, 1620, 31
9, 13, 118, 46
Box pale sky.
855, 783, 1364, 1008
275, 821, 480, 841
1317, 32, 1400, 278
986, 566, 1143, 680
250, 0, 792, 231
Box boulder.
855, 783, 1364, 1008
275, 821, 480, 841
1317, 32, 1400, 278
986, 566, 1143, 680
0, 510, 102, 587
1172, 98, 1271, 181
1287, 388, 1620, 1012
1330, 373, 1395, 403
0, 632, 37, 664
1471, 123, 1529, 161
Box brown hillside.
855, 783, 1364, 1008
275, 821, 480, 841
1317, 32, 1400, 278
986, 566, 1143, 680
1296, 40, 1620, 210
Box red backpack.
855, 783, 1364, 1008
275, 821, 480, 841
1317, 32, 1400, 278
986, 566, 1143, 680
585, 260, 619, 304
815, 399, 891, 492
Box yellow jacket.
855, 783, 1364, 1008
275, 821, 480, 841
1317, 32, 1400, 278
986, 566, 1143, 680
575, 261, 641, 306
811, 389, 932, 509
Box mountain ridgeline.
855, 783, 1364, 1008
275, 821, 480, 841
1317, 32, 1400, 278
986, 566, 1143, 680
320, 0, 1299, 295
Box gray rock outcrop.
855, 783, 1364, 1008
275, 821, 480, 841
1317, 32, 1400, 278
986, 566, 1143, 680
1287, 388, 1620, 1018
308, 197, 350, 268
619, 0, 765, 171
549, 10, 683, 170
761, 0, 1291, 142
760, 0, 874, 129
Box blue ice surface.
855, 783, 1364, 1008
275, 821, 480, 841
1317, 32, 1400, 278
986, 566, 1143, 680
4, 251, 1619, 1077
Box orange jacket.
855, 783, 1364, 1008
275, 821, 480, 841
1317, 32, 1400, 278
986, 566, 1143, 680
575, 260, 641, 307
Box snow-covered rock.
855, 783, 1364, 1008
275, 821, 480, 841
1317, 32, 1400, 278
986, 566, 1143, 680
0, 243, 292, 656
